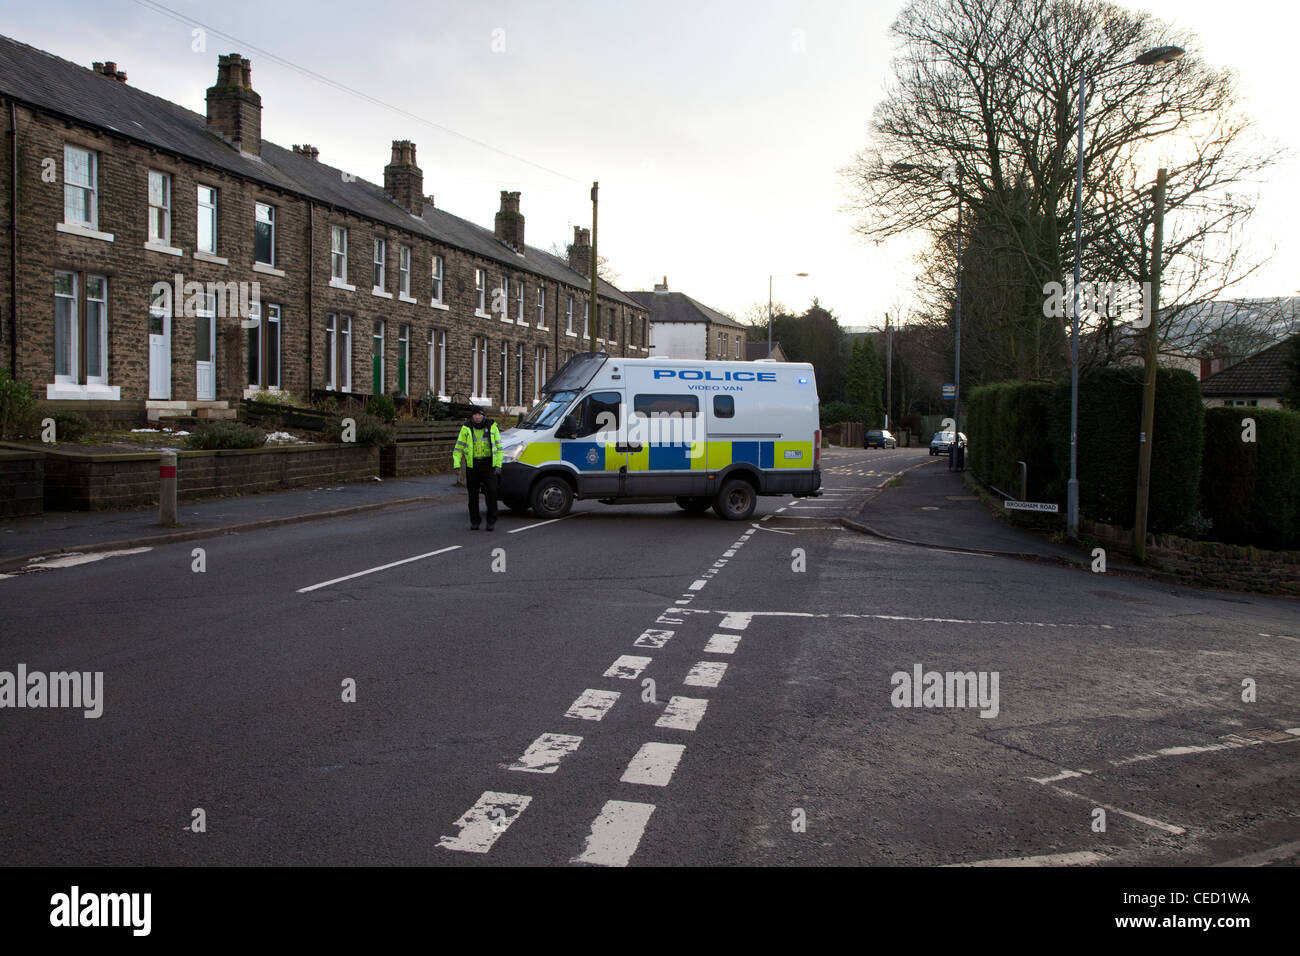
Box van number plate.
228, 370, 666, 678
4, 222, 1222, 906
783, 450, 802, 459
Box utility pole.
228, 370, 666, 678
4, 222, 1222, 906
589, 182, 598, 353
885, 312, 892, 429
1133, 167, 1166, 562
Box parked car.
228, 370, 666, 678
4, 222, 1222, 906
864, 429, 898, 449
929, 431, 967, 455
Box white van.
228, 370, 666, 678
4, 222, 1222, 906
497, 352, 823, 519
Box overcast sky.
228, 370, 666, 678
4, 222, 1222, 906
4, 0, 1296, 330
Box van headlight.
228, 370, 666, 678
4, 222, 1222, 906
502, 442, 527, 462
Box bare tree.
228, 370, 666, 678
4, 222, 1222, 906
841, 0, 1284, 381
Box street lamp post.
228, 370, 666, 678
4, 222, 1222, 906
1066, 44, 1184, 540
768, 272, 808, 358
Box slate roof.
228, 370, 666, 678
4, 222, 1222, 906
626, 290, 746, 330
746, 341, 784, 360
0, 33, 641, 309
1200, 339, 1294, 397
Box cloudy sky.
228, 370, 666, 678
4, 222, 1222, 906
5, 0, 1295, 330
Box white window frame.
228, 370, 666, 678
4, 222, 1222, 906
373, 237, 387, 294
147, 170, 171, 245
54, 271, 79, 384
255, 202, 275, 267
515, 280, 526, 325
475, 269, 488, 317
429, 328, 446, 398
533, 346, 547, 402
536, 287, 546, 329
63, 145, 97, 229
583, 301, 589, 340
197, 185, 218, 255
398, 245, 412, 299
431, 255, 445, 307
331, 226, 348, 283
325, 313, 352, 391
565, 294, 575, 335
515, 344, 524, 405
500, 340, 509, 404
247, 302, 282, 390
471, 335, 489, 400
498, 275, 511, 323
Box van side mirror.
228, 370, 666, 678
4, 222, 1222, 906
557, 413, 581, 439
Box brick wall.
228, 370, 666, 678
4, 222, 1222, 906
380, 440, 456, 478
38, 443, 380, 510
0, 450, 43, 516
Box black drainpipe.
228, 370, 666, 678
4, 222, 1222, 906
307, 201, 314, 396
8, 99, 18, 377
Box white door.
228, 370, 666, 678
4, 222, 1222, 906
149, 310, 171, 400
196, 312, 215, 401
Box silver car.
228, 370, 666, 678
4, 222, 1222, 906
929, 431, 967, 455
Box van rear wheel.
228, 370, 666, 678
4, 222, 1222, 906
712, 479, 756, 520
530, 476, 573, 519
676, 496, 712, 514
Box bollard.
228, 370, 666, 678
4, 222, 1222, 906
159, 450, 178, 525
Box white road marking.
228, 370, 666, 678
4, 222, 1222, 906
507, 515, 574, 534
777, 507, 787, 513
684, 661, 728, 688
674, 599, 691, 605
508, 732, 584, 773
688, 579, 708, 590
1216, 839, 1300, 867
949, 851, 1105, 867
1257, 632, 1300, 644
1028, 769, 1091, 785
634, 629, 674, 648
704, 633, 741, 654
572, 800, 656, 867
20, 547, 153, 572
1049, 787, 1186, 835
656, 696, 709, 731
604, 655, 652, 679
438, 791, 531, 853
621, 742, 686, 786
297, 545, 461, 592
1109, 740, 1258, 767
754, 525, 795, 534
719, 612, 753, 630
700, 609, 1113, 630
723, 550, 736, 557
565, 690, 620, 721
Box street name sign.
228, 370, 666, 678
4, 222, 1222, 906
1004, 500, 1059, 513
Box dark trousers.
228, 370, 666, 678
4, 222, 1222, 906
466, 464, 498, 525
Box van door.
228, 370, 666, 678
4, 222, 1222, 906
559, 390, 626, 496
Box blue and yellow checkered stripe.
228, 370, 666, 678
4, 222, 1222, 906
518, 441, 813, 471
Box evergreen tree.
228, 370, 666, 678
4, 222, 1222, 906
847, 336, 886, 427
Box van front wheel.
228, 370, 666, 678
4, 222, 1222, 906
712, 479, 756, 520
531, 476, 573, 519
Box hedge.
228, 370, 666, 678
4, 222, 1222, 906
1201, 407, 1300, 550
967, 367, 1203, 533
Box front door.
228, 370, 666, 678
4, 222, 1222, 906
372, 320, 385, 395
149, 310, 171, 400
195, 311, 215, 401
561, 390, 626, 496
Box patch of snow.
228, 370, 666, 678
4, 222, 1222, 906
265, 431, 306, 443
131, 428, 161, 433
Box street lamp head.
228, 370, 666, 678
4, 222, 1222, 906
1135, 45, 1185, 66
795, 272, 809, 277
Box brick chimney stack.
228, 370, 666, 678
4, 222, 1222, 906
653, 276, 669, 294
292, 144, 320, 160
568, 226, 591, 276
91, 61, 127, 82
494, 191, 525, 250
205, 54, 261, 155
384, 141, 424, 214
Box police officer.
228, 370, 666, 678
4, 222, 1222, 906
452, 408, 503, 530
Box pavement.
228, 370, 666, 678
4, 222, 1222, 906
846, 455, 1087, 567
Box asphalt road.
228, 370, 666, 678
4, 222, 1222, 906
2, 446, 1297, 866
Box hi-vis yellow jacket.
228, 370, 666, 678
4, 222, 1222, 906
453, 420, 503, 468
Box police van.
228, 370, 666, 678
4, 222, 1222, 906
497, 352, 822, 520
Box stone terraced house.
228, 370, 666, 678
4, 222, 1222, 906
0, 35, 649, 425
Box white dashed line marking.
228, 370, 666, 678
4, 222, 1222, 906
1048, 787, 1186, 835
688, 579, 708, 590
634, 629, 674, 648
604, 655, 652, 679
572, 800, 656, 867
565, 690, 620, 721
719, 612, 753, 631
704, 633, 741, 654
684, 661, 728, 688
297, 545, 461, 592
656, 696, 709, 731
620, 742, 686, 787
438, 791, 531, 853
506, 516, 574, 533
509, 733, 583, 773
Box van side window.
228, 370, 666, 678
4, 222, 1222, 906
713, 395, 735, 419
572, 390, 621, 437
633, 394, 699, 418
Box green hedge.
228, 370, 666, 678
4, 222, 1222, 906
1201, 407, 1300, 549
967, 367, 1203, 533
